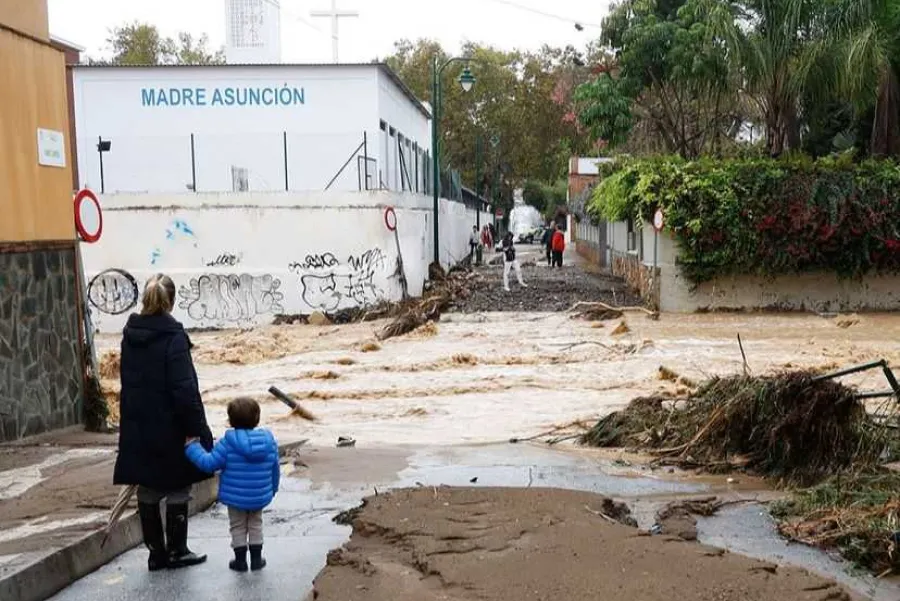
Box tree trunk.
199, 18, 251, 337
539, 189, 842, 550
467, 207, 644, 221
870, 66, 900, 158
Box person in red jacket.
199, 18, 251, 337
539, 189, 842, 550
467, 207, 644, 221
551, 224, 566, 268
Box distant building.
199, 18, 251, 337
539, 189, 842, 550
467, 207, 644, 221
225, 0, 281, 64
71, 63, 433, 194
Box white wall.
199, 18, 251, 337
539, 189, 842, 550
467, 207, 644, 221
73, 64, 429, 195
82, 191, 490, 332
376, 69, 430, 194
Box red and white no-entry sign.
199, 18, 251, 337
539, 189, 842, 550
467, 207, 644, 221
384, 206, 397, 232
74, 188, 103, 243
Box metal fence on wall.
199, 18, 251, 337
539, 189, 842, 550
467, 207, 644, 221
82, 131, 442, 196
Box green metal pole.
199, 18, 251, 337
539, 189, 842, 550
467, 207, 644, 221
431, 56, 441, 266
475, 135, 483, 231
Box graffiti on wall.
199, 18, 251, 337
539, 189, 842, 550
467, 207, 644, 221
204, 252, 242, 268
177, 274, 284, 322
290, 249, 386, 312
288, 253, 339, 271
151, 219, 197, 266
88, 269, 140, 315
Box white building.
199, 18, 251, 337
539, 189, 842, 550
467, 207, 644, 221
225, 0, 281, 64
72, 63, 433, 194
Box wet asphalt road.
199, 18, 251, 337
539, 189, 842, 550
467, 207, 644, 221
47, 445, 900, 601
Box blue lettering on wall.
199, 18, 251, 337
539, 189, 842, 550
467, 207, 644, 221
141, 85, 306, 108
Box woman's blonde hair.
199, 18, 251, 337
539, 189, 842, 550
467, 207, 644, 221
141, 274, 176, 316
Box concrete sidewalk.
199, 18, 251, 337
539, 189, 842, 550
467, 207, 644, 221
0, 428, 306, 601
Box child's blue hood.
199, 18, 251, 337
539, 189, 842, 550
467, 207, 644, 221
225, 429, 271, 462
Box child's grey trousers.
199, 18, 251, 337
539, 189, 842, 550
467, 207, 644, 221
228, 507, 264, 548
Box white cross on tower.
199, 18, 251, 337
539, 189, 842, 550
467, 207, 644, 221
310, 0, 359, 63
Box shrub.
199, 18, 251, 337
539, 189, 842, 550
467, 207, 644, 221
588, 155, 900, 283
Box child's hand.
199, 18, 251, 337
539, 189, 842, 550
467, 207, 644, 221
185, 437, 200, 447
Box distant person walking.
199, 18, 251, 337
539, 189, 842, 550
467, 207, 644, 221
481, 225, 493, 252
115, 274, 214, 572
551, 224, 566, 268
501, 232, 528, 292
469, 226, 480, 263
541, 223, 553, 266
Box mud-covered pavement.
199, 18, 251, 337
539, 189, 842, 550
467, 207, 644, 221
455, 245, 639, 312
35, 246, 900, 600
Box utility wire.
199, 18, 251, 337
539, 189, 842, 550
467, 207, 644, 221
481, 0, 603, 29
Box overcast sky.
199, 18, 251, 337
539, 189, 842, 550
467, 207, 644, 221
48, 0, 612, 62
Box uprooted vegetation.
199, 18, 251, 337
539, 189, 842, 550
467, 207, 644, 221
771, 471, 900, 575
581, 372, 896, 484
581, 371, 900, 574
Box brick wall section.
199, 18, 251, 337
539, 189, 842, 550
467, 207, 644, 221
611, 251, 660, 311
0, 245, 83, 441
568, 174, 597, 203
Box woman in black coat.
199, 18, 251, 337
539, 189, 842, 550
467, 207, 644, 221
114, 274, 214, 571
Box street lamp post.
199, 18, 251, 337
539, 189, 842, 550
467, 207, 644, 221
431, 56, 476, 266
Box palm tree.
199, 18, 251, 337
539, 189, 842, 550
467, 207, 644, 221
690, 0, 843, 156
839, 0, 900, 157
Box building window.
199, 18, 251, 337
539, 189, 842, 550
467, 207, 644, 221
231, 166, 249, 192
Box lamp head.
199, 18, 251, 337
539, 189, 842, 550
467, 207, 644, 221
458, 65, 476, 93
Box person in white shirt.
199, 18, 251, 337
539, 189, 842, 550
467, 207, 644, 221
500, 232, 527, 292
468, 226, 480, 263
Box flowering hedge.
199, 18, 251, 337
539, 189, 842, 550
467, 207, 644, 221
588, 156, 900, 283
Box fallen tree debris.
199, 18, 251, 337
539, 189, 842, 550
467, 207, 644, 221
377, 263, 475, 341
568, 300, 659, 321
581, 372, 898, 485
771, 470, 900, 575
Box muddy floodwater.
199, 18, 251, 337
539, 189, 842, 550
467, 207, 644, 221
89, 308, 900, 600
98, 310, 900, 447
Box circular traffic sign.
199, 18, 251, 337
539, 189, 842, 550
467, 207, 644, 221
384, 206, 397, 232
653, 208, 665, 233
74, 189, 103, 243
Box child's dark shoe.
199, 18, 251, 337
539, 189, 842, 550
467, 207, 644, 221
229, 546, 248, 572
249, 544, 266, 571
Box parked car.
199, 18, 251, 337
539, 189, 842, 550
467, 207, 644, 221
516, 226, 544, 245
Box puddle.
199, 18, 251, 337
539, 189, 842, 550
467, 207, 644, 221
698, 505, 900, 601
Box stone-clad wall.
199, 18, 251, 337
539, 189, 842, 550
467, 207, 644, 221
0, 245, 83, 442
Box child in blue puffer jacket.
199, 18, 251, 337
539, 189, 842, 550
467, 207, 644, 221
185, 397, 279, 572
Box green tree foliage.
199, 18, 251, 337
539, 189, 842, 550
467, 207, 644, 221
578, 0, 900, 158
837, 0, 900, 157
522, 179, 567, 217
104, 22, 225, 65
382, 39, 595, 212
575, 0, 737, 158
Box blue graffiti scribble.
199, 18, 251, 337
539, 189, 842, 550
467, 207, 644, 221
165, 230, 174, 240
173, 220, 195, 236
151, 248, 161, 265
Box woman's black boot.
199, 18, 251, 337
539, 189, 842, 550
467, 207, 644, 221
137, 503, 168, 571
165, 503, 207, 569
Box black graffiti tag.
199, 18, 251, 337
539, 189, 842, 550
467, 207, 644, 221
205, 253, 242, 268
88, 269, 139, 315
177, 273, 284, 322
288, 253, 340, 272
295, 249, 386, 311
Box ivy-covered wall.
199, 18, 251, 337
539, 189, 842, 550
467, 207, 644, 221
589, 156, 900, 284
0, 244, 83, 441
